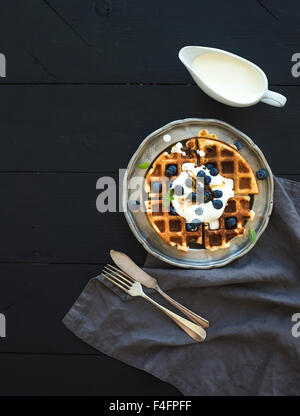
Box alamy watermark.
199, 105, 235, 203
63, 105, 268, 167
0, 53, 6, 78
95, 169, 204, 214
291, 53, 300, 78
291, 313, 300, 338
0, 313, 6, 338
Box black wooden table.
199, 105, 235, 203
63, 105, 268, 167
0, 0, 299, 395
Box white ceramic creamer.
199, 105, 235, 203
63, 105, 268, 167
179, 46, 287, 108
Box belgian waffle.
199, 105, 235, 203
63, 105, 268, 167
145, 198, 203, 251
196, 129, 258, 195
144, 138, 199, 251
145, 130, 258, 252
144, 138, 198, 194
204, 195, 254, 250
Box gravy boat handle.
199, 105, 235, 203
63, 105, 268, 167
261, 89, 287, 107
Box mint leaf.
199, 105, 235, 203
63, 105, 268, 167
170, 189, 174, 201
162, 193, 170, 207
248, 229, 257, 244
138, 162, 150, 169
162, 189, 174, 207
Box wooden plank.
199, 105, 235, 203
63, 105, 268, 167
0, 352, 180, 395
0, 0, 298, 397
0, 264, 100, 354
0, 173, 298, 264
0, 0, 298, 84
0, 264, 180, 395
257, 0, 300, 22
0, 85, 299, 173
0, 172, 146, 264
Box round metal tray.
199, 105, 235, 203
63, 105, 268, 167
123, 118, 273, 269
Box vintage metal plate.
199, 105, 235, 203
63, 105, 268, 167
123, 119, 273, 269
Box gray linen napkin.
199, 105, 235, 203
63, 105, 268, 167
63, 176, 300, 396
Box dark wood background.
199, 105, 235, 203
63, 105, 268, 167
0, 0, 299, 395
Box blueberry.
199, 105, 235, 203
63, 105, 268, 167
186, 223, 195, 231
128, 200, 140, 212
165, 164, 177, 177
151, 182, 162, 193
212, 199, 223, 209
192, 218, 201, 225
206, 163, 215, 170
197, 170, 205, 178
195, 207, 203, 215
186, 222, 199, 232
204, 190, 211, 203
185, 177, 193, 188
235, 141, 242, 151
173, 185, 184, 196
212, 189, 223, 198
225, 217, 237, 229
204, 175, 211, 184
209, 167, 219, 176
169, 205, 177, 215
187, 192, 197, 202
256, 169, 268, 180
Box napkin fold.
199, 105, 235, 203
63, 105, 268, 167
63, 177, 300, 396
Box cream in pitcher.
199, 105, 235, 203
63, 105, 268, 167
179, 46, 287, 108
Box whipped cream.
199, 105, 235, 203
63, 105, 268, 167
197, 149, 205, 157
171, 163, 234, 230
171, 142, 186, 156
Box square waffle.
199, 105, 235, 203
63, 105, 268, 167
196, 129, 258, 194
145, 199, 203, 251
145, 131, 258, 252
204, 195, 254, 250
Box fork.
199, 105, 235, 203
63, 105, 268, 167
109, 250, 209, 328
102, 265, 206, 342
